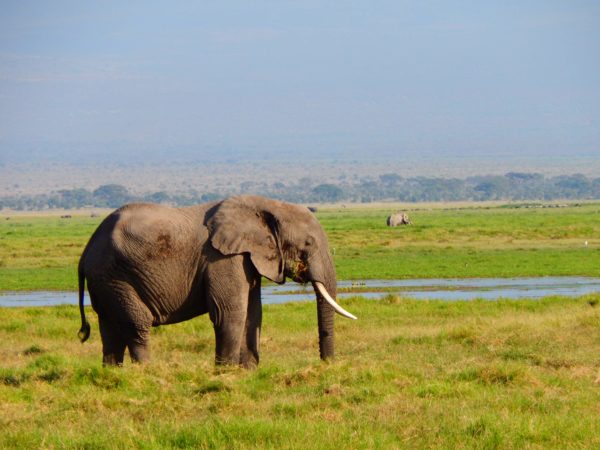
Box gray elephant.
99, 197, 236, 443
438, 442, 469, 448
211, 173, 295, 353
387, 212, 411, 226
77, 195, 356, 367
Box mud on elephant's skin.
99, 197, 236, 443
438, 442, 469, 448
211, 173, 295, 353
77, 195, 356, 368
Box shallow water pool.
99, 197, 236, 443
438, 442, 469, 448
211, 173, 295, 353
2, 276, 599, 307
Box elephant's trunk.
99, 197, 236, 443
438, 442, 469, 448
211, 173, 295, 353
307, 243, 357, 360
313, 281, 357, 360
314, 280, 336, 360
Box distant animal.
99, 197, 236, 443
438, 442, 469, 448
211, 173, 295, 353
61, 215, 72, 219
77, 195, 356, 368
387, 212, 411, 226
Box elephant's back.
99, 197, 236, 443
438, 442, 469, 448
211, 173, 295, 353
82, 203, 205, 274
111, 204, 201, 261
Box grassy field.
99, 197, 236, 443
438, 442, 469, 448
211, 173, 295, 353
1, 295, 600, 448
320, 203, 600, 280
0, 215, 100, 291
2, 203, 600, 448
1, 202, 599, 290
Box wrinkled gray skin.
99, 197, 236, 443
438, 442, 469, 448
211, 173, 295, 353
387, 212, 411, 227
78, 195, 339, 368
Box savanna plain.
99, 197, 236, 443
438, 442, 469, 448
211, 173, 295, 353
1, 203, 600, 448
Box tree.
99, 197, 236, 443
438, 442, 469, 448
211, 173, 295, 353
311, 184, 344, 202
57, 188, 93, 208
92, 184, 132, 207
146, 191, 170, 204
554, 174, 591, 198
379, 173, 402, 185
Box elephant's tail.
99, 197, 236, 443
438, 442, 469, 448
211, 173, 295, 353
77, 263, 91, 343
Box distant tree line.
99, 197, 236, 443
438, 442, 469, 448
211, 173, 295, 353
2, 173, 600, 210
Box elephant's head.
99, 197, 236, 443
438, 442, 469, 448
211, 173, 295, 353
205, 195, 356, 360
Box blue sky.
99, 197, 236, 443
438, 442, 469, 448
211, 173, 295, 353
1, 1, 599, 163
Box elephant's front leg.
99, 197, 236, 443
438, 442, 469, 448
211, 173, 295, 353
212, 307, 248, 365
240, 278, 261, 368
206, 254, 254, 366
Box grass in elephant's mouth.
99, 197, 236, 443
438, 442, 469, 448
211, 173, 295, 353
2, 294, 600, 448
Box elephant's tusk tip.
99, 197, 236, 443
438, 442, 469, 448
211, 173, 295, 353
314, 281, 358, 320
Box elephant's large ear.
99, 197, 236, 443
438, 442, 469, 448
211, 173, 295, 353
205, 196, 285, 283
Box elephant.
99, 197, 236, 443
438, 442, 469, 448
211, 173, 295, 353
77, 195, 356, 368
387, 212, 411, 227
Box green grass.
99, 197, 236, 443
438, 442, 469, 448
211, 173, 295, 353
2, 203, 600, 447
325, 203, 600, 279
0, 216, 99, 290
3, 203, 599, 290
1, 295, 600, 448
339, 247, 600, 279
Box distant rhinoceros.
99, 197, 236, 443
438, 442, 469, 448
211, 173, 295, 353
387, 212, 411, 227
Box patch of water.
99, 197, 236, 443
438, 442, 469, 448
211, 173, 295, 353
264, 277, 600, 303
1, 277, 599, 307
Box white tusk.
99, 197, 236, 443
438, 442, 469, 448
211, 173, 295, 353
314, 282, 357, 320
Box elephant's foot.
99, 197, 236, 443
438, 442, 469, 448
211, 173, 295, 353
99, 317, 126, 366
127, 331, 151, 363
214, 353, 240, 367
239, 350, 259, 369
129, 344, 150, 363
213, 345, 259, 369
102, 353, 125, 367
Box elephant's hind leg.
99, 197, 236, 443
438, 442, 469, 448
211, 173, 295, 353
98, 317, 127, 366
92, 282, 154, 365
120, 291, 153, 364
126, 326, 151, 363
99, 320, 150, 365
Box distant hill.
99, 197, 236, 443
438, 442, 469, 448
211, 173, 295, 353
2, 171, 599, 210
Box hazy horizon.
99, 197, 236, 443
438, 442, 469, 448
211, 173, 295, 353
1, 1, 599, 173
